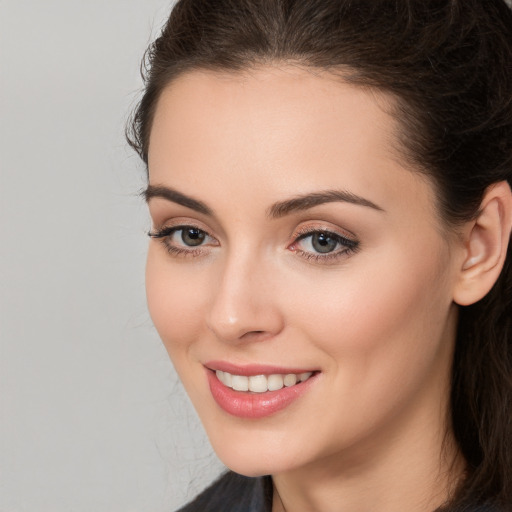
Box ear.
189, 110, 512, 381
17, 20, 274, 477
453, 181, 512, 306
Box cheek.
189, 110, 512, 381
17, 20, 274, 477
145, 249, 207, 359
263, 244, 456, 455
282, 241, 454, 393
145, 249, 217, 408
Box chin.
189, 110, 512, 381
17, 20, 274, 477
204, 421, 311, 477
214, 448, 290, 477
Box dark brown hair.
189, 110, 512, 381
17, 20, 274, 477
127, 1, 512, 510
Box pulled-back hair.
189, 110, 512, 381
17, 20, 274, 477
127, 1, 512, 509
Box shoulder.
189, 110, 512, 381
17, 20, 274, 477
176, 471, 272, 512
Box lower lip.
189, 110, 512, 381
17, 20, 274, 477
206, 370, 318, 419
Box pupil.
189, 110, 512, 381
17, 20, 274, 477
312, 232, 337, 253
182, 228, 205, 246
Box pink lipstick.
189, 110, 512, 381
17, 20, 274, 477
205, 362, 319, 419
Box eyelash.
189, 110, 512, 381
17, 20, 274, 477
148, 225, 360, 263
148, 225, 215, 258
290, 227, 359, 262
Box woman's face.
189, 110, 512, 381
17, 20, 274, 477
145, 66, 462, 476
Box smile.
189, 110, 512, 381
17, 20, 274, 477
205, 364, 319, 419
215, 370, 313, 393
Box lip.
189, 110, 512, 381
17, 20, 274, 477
205, 360, 318, 376
205, 363, 319, 419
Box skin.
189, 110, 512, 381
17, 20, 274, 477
145, 65, 470, 512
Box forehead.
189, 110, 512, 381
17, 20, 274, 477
148, 65, 437, 225
149, 65, 399, 165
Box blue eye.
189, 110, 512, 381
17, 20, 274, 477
293, 230, 359, 260
149, 224, 358, 262
308, 232, 339, 253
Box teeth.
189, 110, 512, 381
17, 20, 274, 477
299, 372, 312, 382
223, 371, 232, 387
231, 375, 249, 391
215, 370, 314, 392
267, 374, 284, 391
283, 374, 297, 387
248, 375, 268, 393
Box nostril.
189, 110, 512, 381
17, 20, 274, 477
240, 330, 273, 342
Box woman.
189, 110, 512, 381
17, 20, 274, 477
127, 0, 512, 510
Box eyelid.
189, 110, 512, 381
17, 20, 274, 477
287, 223, 360, 263
150, 224, 219, 243
148, 221, 219, 258
291, 222, 357, 243
149, 215, 215, 234
148, 224, 214, 240
148, 218, 359, 262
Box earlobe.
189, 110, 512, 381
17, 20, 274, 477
453, 181, 512, 307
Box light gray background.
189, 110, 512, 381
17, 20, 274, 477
3, 1, 512, 512
0, 1, 224, 511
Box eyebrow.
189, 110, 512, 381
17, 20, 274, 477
143, 185, 384, 218
144, 185, 213, 216
267, 190, 384, 218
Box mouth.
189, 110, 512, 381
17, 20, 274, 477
204, 363, 320, 418
215, 369, 314, 393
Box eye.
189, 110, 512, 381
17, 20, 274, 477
303, 232, 339, 253
176, 227, 207, 246
148, 224, 217, 256
290, 229, 359, 262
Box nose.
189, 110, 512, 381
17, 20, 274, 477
205, 250, 285, 343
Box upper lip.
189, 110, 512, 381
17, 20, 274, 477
204, 360, 318, 376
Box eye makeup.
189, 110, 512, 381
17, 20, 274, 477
288, 225, 360, 263
148, 222, 360, 263
148, 224, 217, 258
